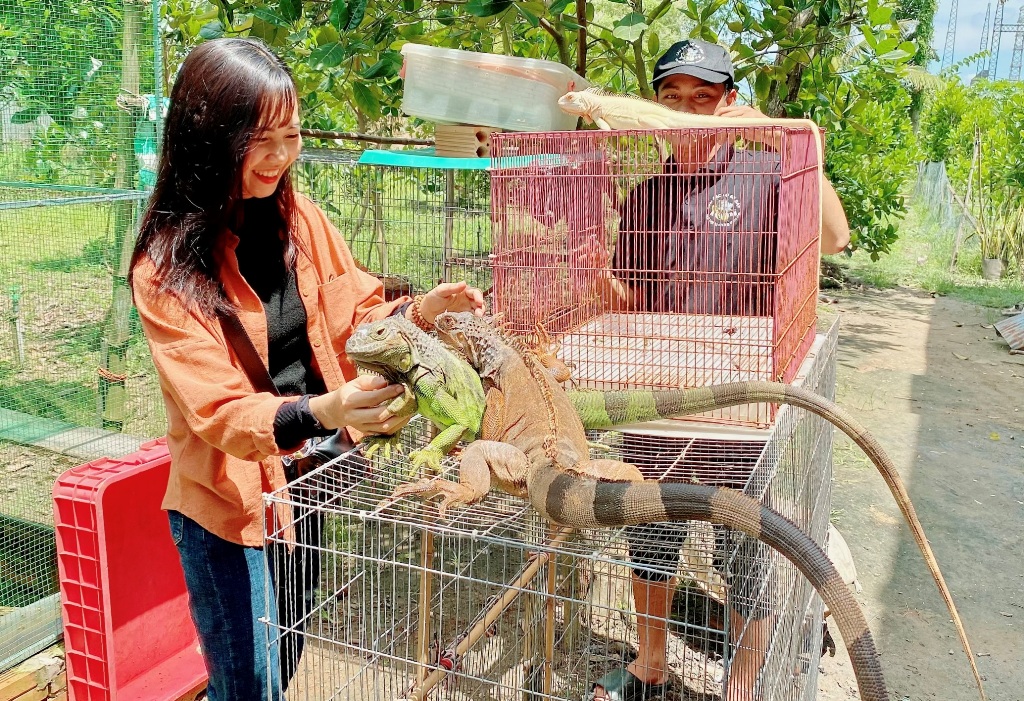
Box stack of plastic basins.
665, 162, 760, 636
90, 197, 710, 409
52, 438, 207, 700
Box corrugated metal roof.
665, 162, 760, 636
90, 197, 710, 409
995, 312, 1024, 351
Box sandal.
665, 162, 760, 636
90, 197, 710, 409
588, 668, 671, 701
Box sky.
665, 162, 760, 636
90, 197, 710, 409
932, 0, 1023, 80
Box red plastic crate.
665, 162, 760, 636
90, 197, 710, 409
52, 438, 207, 701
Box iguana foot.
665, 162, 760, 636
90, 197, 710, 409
408, 447, 444, 475
386, 478, 479, 518
361, 434, 404, 462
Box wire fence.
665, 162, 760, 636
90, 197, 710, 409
0, 0, 165, 668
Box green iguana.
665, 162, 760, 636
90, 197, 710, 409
343, 315, 485, 472
385, 310, 888, 701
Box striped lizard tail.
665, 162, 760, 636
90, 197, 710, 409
528, 465, 888, 701
570, 380, 985, 701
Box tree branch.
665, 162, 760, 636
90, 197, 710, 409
539, 17, 570, 66
577, 0, 588, 77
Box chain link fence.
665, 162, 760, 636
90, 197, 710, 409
0, 0, 162, 669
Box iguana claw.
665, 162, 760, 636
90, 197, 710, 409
408, 447, 444, 476
386, 477, 476, 518
361, 434, 404, 462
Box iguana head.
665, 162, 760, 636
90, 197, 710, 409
556, 90, 594, 121
345, 315, 420, 383
434, 311, 508, 376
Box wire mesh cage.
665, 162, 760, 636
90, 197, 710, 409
489, 128, 822, 428
295, 148, 493, 300
0, 0, 161, 670
265, 318, 838, 701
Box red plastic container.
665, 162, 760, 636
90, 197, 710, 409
52, 438, 207, 701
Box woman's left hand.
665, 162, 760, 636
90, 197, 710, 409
417, 281, 487, 325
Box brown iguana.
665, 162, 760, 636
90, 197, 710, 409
349, 315, 982, 699
387, 311, 888, 701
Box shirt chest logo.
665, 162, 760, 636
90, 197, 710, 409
706, 193, 742, 227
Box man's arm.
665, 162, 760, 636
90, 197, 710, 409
820, 176, 850, 254
715, 103, 850, 255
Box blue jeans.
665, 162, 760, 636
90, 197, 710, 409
169, 510, 321, 701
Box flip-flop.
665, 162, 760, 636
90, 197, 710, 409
588, 668, 671, 701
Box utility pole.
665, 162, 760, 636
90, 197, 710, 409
941, 0, 959, 70
1010, 6, 1024, 79
979, 3, 992, 75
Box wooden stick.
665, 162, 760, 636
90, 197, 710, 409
407, 527, 576, 700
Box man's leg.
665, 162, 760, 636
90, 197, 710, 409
626, 572, 675, 684
591, 523, 686, 700
726, 613, 775, 701
720, 528, 776, 701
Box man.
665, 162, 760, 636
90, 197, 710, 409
590, 39, 849, 701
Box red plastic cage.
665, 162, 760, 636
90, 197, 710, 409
490, 127, 821, 427
52, 439, 207, 701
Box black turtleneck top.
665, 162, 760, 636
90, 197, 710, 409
234, 196, 331, 450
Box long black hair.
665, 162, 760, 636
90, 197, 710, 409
130, 38, 298, 317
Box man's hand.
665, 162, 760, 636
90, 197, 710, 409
417, 281, 486, 325
714, 103, 782, 151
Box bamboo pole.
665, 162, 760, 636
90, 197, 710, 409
407, 527, 575, 701
98, 0, 142, 432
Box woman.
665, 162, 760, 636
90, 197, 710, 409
129, 38, 484, 700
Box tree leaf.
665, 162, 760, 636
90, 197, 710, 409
517, 4, 541, 27
253, 7, 290, 26
647, 31, 659, 57
612, 12, 647, 42
346, 0, 367, 30
279, 0, 302, 23
352, 82, 380, 119
329, 0, 350, 31
10, 105, 43, 124
466, 0, 513, 17
549, 0, 573, 14
310, 42, 348, 68
199, 20, 224, 39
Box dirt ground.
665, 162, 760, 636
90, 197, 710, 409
815, 287, 1024, 701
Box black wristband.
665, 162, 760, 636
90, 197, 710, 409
274, 394, 334, 450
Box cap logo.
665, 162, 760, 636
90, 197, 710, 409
706, 193, 741, 227
674, 43, 706, 65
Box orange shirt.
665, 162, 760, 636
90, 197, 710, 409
132, 194, 407, 546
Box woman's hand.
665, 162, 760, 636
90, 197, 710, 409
308, 375, 412, 435
415, 281, 486, 326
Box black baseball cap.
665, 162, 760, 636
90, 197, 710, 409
652, 39, 735, 89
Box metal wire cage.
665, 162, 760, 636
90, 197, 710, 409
295, 147, 493, 300
489, 128, 822, 427
264, 318, 837, 701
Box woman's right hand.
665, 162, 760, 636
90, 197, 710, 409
308, 375, 411, 435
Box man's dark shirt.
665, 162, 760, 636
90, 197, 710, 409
613, 144, 781, 316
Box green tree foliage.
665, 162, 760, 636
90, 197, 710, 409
159, 0, 922, 255
921, 79, 1024, 269
1, 0, 154, 184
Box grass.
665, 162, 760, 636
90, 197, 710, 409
834, 203, 1024, 309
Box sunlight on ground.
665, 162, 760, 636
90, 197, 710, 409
834, 204, 1024, 309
